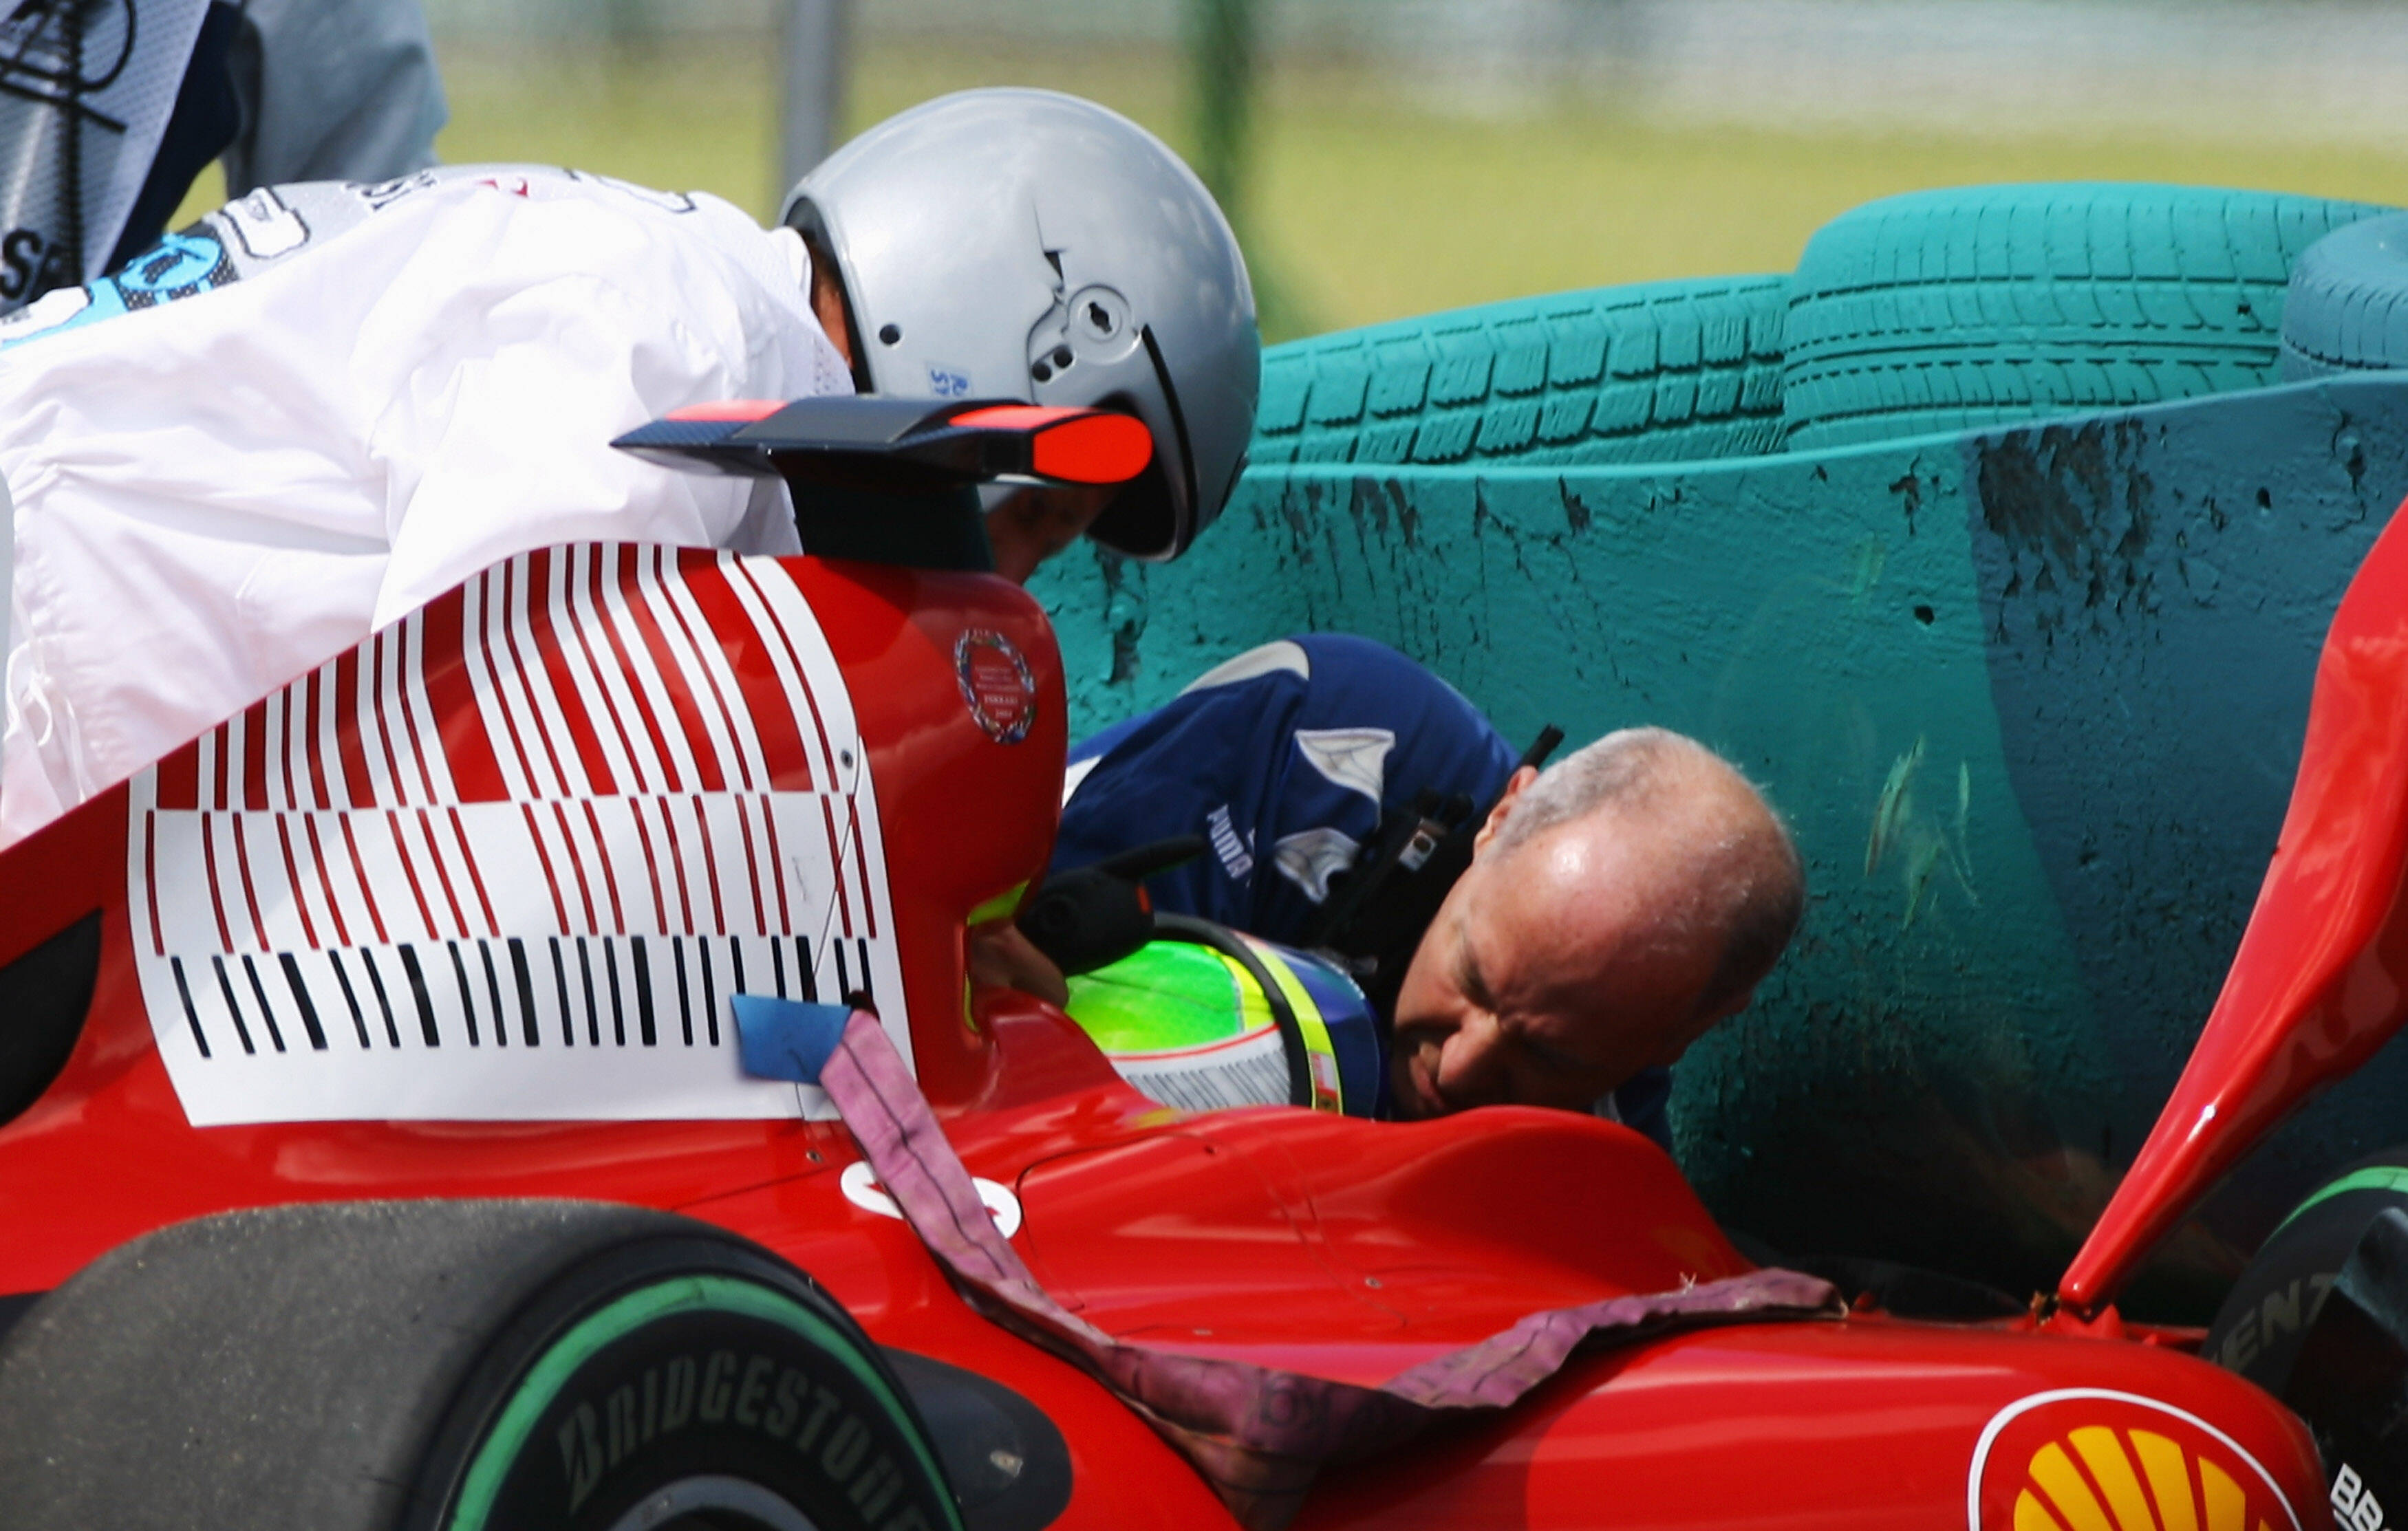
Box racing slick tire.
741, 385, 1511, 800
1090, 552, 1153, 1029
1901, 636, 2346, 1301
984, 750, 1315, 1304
1781, 183, 2392, 450
2206, 1150, 2408, 1514
2204, 1144, 2408, 1395
0, 1199, 960, 1531
2278, 212, 2408, 380
1251, 274, 1789, 469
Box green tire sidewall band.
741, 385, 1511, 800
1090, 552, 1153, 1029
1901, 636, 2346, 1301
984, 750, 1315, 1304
2275, 1165, 2408, 1236
446, 1273, 962, 1531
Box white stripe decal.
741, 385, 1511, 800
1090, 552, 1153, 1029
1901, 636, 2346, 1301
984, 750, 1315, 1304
568, 545, 670, 795
129, 550, 907, 1122
733, 558, 862, 941
720, 556, 832, 787
194, 721, 219, 814
513, 553, 590, 798
357, 629, 398, 807
222, 703, 246, 811
599, 547, 705, 794
402, 602, 454, 802
740, 559, 883, 951
493, 558, 568, 799
262, 687, 290, 812
548, 546, 640, 795
460, 570, 533, 802
652, 551, 768, 791
316, 658, 349, 811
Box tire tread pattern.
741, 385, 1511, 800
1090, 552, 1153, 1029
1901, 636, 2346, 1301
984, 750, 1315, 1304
0, 1200, 943, 1531
1251, 275, 1791, 470
1781, 183, 2393, 450
2279, 212, 2408, 380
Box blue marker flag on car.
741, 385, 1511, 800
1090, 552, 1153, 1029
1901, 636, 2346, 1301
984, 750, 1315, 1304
731, 996, 853, 1085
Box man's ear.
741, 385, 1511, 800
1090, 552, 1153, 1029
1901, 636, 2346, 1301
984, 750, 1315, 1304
1471, 765, 1541, 856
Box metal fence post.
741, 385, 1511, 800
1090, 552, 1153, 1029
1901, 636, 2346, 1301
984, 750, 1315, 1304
779, 0, 852, 197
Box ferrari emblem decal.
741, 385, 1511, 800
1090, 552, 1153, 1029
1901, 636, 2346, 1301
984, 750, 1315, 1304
956, 629, 1037, 745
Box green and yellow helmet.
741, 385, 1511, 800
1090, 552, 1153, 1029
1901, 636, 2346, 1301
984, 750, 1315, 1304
1064, 921, 1381, 1118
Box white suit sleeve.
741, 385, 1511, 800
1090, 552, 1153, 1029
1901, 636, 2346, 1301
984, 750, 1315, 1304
363, 204, 817, 629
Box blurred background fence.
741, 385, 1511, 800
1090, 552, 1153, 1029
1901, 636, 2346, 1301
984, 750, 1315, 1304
367, 0, 2408, 337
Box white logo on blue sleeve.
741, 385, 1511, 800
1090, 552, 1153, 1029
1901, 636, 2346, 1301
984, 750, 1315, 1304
1207, 803, 1255, 880
1273, 826, 1362, 905
1293, 728, 1396, 806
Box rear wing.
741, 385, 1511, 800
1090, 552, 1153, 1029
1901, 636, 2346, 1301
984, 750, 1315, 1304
614, 397, 1152, 572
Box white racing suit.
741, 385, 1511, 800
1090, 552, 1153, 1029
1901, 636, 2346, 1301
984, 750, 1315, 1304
0, 166, 854, 846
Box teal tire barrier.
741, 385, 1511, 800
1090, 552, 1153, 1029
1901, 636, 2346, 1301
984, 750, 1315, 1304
0, 1201, 958, 1531
1781, 183, 2390, 450
1035, 368, 2408, 1317
2280, 213, 2408, 380
1251, 276, 1789, 470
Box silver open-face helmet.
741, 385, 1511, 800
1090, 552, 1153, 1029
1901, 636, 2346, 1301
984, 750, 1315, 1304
782, 89, 1259, 561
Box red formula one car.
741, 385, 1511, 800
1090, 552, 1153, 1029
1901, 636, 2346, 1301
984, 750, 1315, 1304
0, 398, 2385, 1530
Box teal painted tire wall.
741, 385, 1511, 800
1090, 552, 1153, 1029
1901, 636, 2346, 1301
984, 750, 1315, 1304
1033, 371, 2408, 1317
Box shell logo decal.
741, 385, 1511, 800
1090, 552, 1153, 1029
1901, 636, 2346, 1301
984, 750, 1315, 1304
1969, 1390, 2303, 1531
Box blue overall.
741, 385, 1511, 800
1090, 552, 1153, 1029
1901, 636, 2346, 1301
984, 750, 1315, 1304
1053, 635, 1673, 1144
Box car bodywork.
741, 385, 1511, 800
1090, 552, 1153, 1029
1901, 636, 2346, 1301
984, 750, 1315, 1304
0, 392, 2369, 1528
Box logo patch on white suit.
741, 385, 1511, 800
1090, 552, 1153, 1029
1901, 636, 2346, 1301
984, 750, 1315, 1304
126, 545, 910, 1126
221, 186, 308, 259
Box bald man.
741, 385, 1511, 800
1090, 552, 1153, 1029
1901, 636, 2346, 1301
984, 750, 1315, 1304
1384, 726, 1802, 1122
1035, 636, 1804, 1136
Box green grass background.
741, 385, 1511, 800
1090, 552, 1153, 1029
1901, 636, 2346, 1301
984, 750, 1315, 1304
177, 35, 2408, 340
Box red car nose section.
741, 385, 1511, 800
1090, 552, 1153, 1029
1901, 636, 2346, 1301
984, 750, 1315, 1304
2064, 496, 2408, 1314
797, 1001, 1845, 1531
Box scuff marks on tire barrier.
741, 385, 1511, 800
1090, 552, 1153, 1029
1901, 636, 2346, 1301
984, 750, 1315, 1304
1031, 371, 2408, 1318
1346, 476, 1417, 546
1865, 737, 1978, 931
1096, 550, 1146, 689
1964, 376, 2408, 1301
1889, 464, 1924, 537
1974, 418, 2159, 648
1560, 481, 1594, 533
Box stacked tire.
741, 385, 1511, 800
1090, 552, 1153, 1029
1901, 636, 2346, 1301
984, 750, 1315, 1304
1777, 184, 2391, 450
2279, 211, 2408, 380
1249, 275, 1790, 470
1242, 184, 2404, 481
